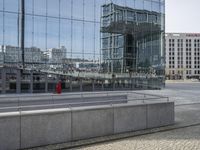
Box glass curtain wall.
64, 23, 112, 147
101, 0, 165, 75
0, 0, 165, 90
0, 0, 107, 70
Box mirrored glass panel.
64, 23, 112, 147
152, 1, 160, 12
60, 0, 71, 19
73, 0, 83, 20
47, 0, 59, 17
0, 0, 3, 11
4, 13, 18, 46
25, 0, 33, 14
47, 17, 59, 49
25, 15, 33, 48
144, 0, 151, 11
0, 12, 3, 45
84, 22, 94, 55
135, 0, 144, 10
72, 20, 83, 53
60, 19, 71, 57
33, 16, 46, 51
95, 23, 101, 56
0, 0, 165, 92
126, 0, 135, 9
4, 0, 19, 12
84, 0, 95, 21
34, 0, 46, 16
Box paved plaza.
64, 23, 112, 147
79, 125, 200, 150
137, 82, 200, 105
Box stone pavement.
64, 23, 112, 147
79, 124, 200, 150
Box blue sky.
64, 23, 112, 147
166, 0, 200, 33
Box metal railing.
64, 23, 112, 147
0, 91, 169, 113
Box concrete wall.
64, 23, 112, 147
20, 109, 71, 149
114, 104, 147, 133
0, 113, 20, 150
0, 102, 174, 149
72, 106, 114, 140
147, 102, 175, 128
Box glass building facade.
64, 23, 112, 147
101, 1, 165, 74
0, 0, 165, 92
0, 0, 103, 68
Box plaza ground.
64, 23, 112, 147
79, 125, 200, 150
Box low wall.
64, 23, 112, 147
0, 102, 174, 150
0, 113, 20, 150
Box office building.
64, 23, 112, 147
165, 33, 200, 80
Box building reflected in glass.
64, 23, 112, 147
101, 2, 165, 75
0, 0, 165, 91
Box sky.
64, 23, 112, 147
166, 0, 200, 33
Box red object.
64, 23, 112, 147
56, 81, 62, 94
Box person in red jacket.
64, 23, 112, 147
56, 80, 62, 94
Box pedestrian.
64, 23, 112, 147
56, 80, 62, 94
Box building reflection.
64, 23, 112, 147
0, 0, 165, 93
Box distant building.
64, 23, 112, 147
47, 46, 66, 64
1, 45, 42, 64
41, 52, 49, 63
47, 46, 66, 70
4, 46, 20, 64
165, 33, 200, 80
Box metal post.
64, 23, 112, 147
30, 71, 33, 93
92, 79, 95, 91
102, 81, 104, 91
69, 77, 72, 92
16, 69, 21, 94
131, 78, 135, 90
113, 79, 115, 91
20, 0, 25, 69
1, 68, 6, 94
143, 94, 146, 103
80, 79, 83, 92
45, 73, 48, 93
